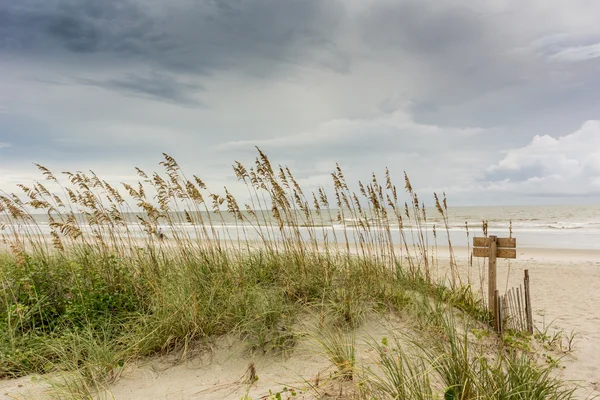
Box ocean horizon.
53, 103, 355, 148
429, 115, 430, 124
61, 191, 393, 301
5, 205, 600, 251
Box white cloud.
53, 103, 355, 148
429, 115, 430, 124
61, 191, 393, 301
0, 142, 11, 148
550, 43, 600, 62
219, 106, 483, 152
214, 102, 498, 206
485, 120, 600, 195
530, 33, 600, 62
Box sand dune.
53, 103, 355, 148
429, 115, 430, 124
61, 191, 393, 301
2, 247, 599, 399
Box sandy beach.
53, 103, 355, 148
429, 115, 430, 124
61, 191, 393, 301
453, 247, 600, 398
1, 245, 599, 399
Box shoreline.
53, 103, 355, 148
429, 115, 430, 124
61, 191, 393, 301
450, 246, 600, 262
4, 235, 600, 262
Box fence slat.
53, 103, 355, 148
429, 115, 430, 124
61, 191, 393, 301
517, 286, 525, 331
501, 296, 509, 330
495, 290, 502, 333
524, 270, 534, 334
510, 289, 518, 330
507, 289, 515, 330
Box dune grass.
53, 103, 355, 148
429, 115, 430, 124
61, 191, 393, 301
0, 149, 582, 399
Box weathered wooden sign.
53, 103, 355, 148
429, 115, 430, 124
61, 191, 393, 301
472, 237, 516, 259
472, 235, 532, 334
473, 235, 519, 333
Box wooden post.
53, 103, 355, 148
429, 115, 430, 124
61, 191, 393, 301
524, 269, 534, 334
488, 236, 497, 314
494, 289, 501, 333
472, 235, 516, 332
516, 286, 524, 331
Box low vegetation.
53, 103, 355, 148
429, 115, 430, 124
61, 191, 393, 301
0, 149, 582, 398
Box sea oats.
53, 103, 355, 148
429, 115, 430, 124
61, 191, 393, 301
404, 172, 412, 193
193, 175, 207, 190
34, 163, 58, 183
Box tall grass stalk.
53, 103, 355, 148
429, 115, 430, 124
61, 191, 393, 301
0, 149, 580, 399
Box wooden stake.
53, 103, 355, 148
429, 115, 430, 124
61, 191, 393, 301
488, 236, 497, 314
506, 290, 512, 330
501, 295, 508, 330
495, 289, 502, 333
524, 269, 534, 334
516, 286, 524, 331
510, 289, 518, 331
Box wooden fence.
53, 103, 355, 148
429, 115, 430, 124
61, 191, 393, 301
496, 270, 533, 334
473, 236, 533, 334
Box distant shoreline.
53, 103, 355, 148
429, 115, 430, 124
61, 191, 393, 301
4, 235, 600, 263
450, 246, 600, 262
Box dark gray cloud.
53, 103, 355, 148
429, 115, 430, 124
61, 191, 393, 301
358, 2, 518, 94
2, 0, 600, 204
1, 0, 349, 74
80, 72, 204, 106
3, 0, 598, 115
352, 1, 600, 139
0, 0, 351, 106
0, 0, 158, 54
359, 2, 488, 55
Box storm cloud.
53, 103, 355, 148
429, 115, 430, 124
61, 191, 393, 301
1, 0, 600, 205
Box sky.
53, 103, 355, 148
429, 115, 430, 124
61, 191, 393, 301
1, 0, 600, 206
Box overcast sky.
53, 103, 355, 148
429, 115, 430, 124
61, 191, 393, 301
1, 0, 600, 206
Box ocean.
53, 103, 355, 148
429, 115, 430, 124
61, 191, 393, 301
4, 205, 600, 251
431, 205, 600, 250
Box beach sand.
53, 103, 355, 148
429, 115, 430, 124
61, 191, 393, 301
452, 247, 600, 398
1, 246, 599, 399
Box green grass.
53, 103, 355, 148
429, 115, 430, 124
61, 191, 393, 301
316, 324, 356, 382
364, 335, 435, 400
0, 250, 421, 377
0, 149, 585, 399
360, 314, 578, 400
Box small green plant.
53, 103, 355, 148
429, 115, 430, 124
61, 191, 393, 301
268, 387, 297, 399
471, 328, 490, 341
316, 325, 355, 381
534, 322, 578, 356
240, 387, 297, 400
543, 353, 562, 369
365, 335, 434, 400
562, 330, 578, 353
328, 287, 368, 329
503, 329, 532, 352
